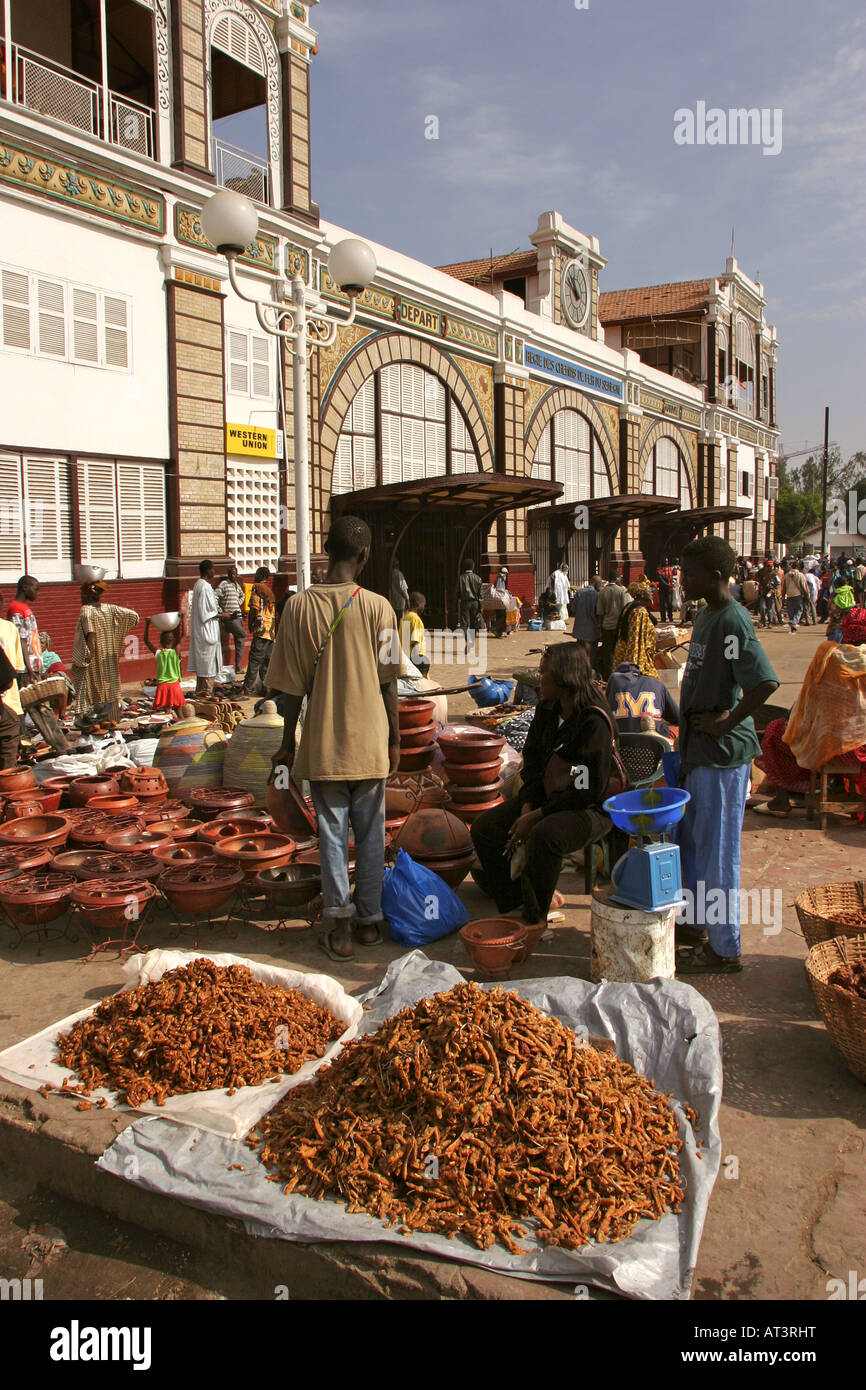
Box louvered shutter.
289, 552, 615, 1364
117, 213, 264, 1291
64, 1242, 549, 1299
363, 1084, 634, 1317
381, 413, 401, 484
38, 278, 66, 357
380, 364, 401, 412
103, 296, 130, 370
78, 460, 119, 577
118, 464, 166, 578
71, 287, 99, 364
0, 456, 25, 581
333, 435, 352, 495
251, 334, 270, 398
532, 424, 551, 480
212, 13, 266, 74
354, 435, 376, 490
1, 270, 31, 351
23, 457, 72, 579
425, 420, 446, 475
228, 329, 249, 394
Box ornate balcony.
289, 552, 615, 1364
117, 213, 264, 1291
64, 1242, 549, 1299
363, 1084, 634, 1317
7, 44, 154, 160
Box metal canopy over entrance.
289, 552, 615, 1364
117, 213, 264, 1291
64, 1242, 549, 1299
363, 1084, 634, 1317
331, 475, 562, 628
640, 503, 753, 574
529, 494, 678, 585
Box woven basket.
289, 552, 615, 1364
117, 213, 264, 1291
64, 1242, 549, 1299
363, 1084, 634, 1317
805, 934, 866, 1082
795, 881, 866, 949
19, 677, 67, 710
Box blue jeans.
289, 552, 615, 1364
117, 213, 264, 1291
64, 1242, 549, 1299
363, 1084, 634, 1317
760, 594, 776, 625
310, 779, 386, 924
786, 596, 803, 629
676, 763, 750, 958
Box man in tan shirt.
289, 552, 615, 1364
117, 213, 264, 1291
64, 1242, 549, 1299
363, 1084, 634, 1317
268, 516, 401, 962
0, 595, 25, 769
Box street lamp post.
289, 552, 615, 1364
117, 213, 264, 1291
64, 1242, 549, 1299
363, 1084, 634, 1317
200, 190, 376, 590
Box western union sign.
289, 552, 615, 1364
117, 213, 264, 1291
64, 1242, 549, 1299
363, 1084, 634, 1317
226, 424, 282, 458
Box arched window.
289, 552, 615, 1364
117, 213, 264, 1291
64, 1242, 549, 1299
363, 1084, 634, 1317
331, 364, 480, 495
531, 409, 611, 502
642, 437, 692, 507
209, 6, 278, 205
734, 315, 756, 414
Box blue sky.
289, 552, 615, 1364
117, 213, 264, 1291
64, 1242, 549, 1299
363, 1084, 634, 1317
228, 0, 865, 465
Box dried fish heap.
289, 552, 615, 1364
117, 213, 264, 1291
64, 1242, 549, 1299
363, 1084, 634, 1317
252, 980, 696, 1254
55, 959, 343, 1106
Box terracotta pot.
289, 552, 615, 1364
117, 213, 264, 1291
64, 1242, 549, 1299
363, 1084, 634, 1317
86, 793, 140, 816
152, 841, 216, 867
441, 758, 502, 788
180, 786, 256, 820
0, 814, 71, 852
399, 722, 437, 750
68, 813, 144, 849
67, 774, 120, 807
215, 807, 274, 826
265, 777, 317, 837
448, 800, 503, 824
39, 774, 77, 806
459, 917, 528, 976
398, 697, 436, 730
4, 788, 64, 818
387, 770, 448, 809
160, 862, 245, 915
397, 742, 437, 773
0, 766, 37, 797
414, 852, 475, 890
255, 864, 322, 909
0, 845, 53, 882
438, 732, 506, 764
104, 827, 174, 855
385, 784, 421, 820
446, 779, 504, 805
52, 850, 137, 880
149, 817, 201, 842
393, 806, 472, 861
137, 798, 195, 825
515, 919, 545, 965
213, 832, 297, 879
0, 870, 77, 923
71, 877, 157, 933
197, 813, 275, 846
120, 767, 168, 799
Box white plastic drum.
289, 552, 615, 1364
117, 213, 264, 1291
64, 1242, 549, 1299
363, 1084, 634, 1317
590, 885, 676, 983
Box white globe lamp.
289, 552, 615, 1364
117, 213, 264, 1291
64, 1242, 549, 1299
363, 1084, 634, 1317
327, 238, 376, 294
200, 190, 259, 254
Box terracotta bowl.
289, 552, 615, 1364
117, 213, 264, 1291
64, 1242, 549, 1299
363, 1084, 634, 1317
515, 919, 546, 965
0, 814, 71, 852
0, 870, 77, 923
4, 788, 64, 817
71, 877, 158, 933
397, 697, 436, 730
86, 793, 140, 816
39, 775, 77, 806
104, 827, 174, 855
393, 806, 473, 860
153, 841, 216, 867
415, 852, 475, 891
213, 832, 297, 879
385, 785, 421, 820
138, 798, 196, 825
446, 779, 504, 805
399, 721, 438, 751
67, 774, 120, 807
442, 758, 502, 788
149, 817, 201, 842
0, 766, 37, 797
197, 814, 275, 846
459, 917, 528, 977
68, 813, 144, 849
180, 786, 256, 821
52, 849, 137, 880
438, 732, 506, 764
449, 800, 503, 825
214, 806, 273, 826
160, 862, 245, 915
397, 742, 438, 772
255, 864, 322, 910
265, 779, 317, 837
0, 845, 53, 882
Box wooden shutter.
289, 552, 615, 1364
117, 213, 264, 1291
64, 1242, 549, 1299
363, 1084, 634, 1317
103, 296, 130, 370
71, 287, 100, 364
1, 269, 31, 352
228, 330, 249, 394
23, 457, 72, 579
0, 455, 25, 581
78, 460, 119, 577
212, 13, 266, 75
118, 463, 166, 578
251, 334, 271, 398
37, 278, 66, 357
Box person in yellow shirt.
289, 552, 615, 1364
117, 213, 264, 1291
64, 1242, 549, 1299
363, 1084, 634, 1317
0, 594, 25, 769
401, 592, 429, 676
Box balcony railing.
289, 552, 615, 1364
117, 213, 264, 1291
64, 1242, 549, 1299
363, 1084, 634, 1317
213, 136, 270, 204
7, 44, 154, 159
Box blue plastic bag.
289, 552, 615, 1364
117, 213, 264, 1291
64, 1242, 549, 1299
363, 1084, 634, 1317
382, 849, 470, 946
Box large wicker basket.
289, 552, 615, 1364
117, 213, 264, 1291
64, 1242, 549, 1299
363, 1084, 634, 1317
805, 934, 866, 1082
795, 881, 866, 949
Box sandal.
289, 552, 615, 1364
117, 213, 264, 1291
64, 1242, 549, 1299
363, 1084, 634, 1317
751, 801, 791, 818
677, 944, 742, 975
676, 924, 708, 948
317, 927, 355, 963
352, 921, 383, 946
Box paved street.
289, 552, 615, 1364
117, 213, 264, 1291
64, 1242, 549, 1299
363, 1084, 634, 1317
0, 616, 864, 1300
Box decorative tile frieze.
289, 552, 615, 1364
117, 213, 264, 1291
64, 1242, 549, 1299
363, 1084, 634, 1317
0, 138, 164, 233
452, 354, 494, 440
319, 269, 395, 319
175, 204, 277, 271
444, 315, 498, 357
733, 284, 762, 318
285, 243, 310, 280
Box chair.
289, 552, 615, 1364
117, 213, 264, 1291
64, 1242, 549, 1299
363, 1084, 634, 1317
617, 732, 671, 789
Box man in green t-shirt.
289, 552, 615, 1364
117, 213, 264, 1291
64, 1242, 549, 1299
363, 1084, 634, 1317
675, 536, 779, 975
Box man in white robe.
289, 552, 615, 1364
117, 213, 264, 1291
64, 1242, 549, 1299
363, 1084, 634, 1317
188, 558, 222, 694
553, 563, 571, 621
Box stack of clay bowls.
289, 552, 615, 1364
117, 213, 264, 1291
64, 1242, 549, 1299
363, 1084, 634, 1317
459, 917, 528, 978
438, 731, 506, 824
397, 697, 437, 773
393, 805, 475, 890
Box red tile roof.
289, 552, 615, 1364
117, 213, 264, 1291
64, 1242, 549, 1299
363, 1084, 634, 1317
598, 280, 712, 324
437, 250, 538, 283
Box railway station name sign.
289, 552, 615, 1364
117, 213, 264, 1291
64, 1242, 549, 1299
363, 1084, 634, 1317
523, 346, 624, 402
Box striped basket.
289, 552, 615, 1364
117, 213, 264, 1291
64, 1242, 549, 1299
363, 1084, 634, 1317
805, 934, 866, 1082
152, 718, 226, 794
794, 881, 866, 950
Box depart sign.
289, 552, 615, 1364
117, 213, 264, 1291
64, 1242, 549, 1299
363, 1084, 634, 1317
226, 424, 282, 458
523, 345, 624, 402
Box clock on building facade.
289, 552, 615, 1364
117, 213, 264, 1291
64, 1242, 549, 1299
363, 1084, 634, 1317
561, 258, 590, 330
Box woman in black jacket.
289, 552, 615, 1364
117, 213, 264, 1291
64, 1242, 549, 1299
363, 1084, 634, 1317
471, 642, 615, 925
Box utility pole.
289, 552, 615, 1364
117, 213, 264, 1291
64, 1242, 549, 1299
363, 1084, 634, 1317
819, 406, 830, 557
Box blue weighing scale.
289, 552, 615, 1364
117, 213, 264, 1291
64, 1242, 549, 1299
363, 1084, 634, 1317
602, 787, 691, 912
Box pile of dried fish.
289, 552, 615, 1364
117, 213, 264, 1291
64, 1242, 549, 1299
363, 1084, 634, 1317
251, 981, 696, 1254
55, 959, 343, 1106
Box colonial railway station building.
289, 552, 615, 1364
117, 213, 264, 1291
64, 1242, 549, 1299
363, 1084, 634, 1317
0, 0, 780, 674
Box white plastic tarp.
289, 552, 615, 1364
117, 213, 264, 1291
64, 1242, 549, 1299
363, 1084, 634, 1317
97, 950, 722, 1299
0, 948, 362, 1139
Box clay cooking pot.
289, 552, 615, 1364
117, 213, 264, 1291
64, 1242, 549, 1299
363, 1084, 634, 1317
180, 786, 256, 820
397, 697, 435, 730
459, 918, 528, 977
153, 841, 216, 867
71, 877, 158, 933
104, 827, 174, 856
255, 864, 322, 911
0, 766, 37, 797
213, 832, 297, 879
442, 758, 501, 788
86, 793, 140, 816
67, 774, 120, 807
397, 742, 437, 773
0, 814, 71, 852
437, 732, 505, 765
0, 845, 53, 882
0, 870, 77, 923
159, 862, 244, 915
4, 788, 63, 818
